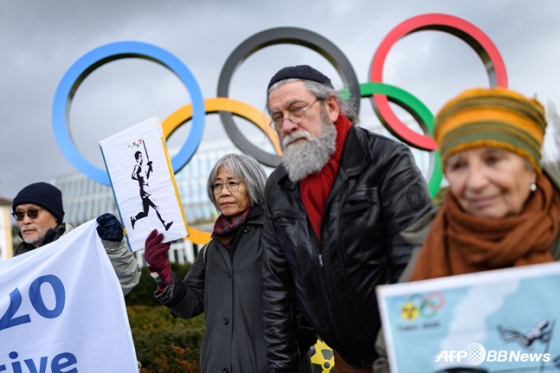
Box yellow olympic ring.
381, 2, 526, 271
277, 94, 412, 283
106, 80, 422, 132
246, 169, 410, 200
161, 97, 282, 245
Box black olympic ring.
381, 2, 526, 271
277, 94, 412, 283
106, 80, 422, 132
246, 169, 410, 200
217, 27, 361, 167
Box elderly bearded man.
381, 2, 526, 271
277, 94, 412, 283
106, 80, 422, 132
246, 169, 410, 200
261, 65, 432, 372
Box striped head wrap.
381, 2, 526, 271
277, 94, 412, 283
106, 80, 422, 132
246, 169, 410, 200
435, 87, 547, 173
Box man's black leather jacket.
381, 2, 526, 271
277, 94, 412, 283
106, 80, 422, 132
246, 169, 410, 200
262, 126, 432, 371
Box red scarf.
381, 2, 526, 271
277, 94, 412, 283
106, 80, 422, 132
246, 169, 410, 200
213, 207, 252, 251
300, 114, 353, 241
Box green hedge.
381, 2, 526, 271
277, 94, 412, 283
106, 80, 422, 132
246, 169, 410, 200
126, 263, 205, 373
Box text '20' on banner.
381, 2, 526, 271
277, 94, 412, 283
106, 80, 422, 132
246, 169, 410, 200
0, 220, 138, 372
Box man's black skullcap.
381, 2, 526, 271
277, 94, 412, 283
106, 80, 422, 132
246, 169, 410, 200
267, 65, 333, 92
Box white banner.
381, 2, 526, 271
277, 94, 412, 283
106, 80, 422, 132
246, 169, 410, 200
0, 220, 138, 372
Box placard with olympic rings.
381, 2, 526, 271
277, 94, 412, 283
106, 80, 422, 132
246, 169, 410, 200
376, 262, 560, 373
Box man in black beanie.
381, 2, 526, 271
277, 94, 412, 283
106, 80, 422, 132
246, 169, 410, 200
12, 182, 140, 295
261, 65, 432, 371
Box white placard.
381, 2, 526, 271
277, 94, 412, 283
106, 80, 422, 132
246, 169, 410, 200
377, 262, 560, 373
100, 116, 189, 251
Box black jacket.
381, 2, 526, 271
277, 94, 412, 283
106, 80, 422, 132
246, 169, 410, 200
262, 126, 432, 370
157, 206, 270, 372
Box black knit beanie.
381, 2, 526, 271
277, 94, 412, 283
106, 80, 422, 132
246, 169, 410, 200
13, 182, 65, 224
267, 65, 333, 92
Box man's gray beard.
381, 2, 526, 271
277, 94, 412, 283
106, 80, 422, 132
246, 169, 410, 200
281, 111, 337, 182
23, 235, 42, 245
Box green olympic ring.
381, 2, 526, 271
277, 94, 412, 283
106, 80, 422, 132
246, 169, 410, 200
342, 82, 442, 197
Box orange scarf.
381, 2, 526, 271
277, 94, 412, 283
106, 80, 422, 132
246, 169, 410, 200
411, 173, 560, 281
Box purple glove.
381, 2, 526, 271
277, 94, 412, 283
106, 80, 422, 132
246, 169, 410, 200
144, 229, 172, 289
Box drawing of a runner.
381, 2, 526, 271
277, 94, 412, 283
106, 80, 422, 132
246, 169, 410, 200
130, 148, 173, 231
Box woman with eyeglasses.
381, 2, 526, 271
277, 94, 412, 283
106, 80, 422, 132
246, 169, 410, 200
374, 88, 560, 373
144, 153, 311, 372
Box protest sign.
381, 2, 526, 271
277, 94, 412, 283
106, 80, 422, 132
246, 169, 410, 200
377, 262, 560, 373
100, 116, 188, 252
0, 220, 138, 372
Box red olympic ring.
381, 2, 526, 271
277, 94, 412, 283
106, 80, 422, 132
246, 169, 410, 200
370, 13, 508, 150
424, 291, 446, 311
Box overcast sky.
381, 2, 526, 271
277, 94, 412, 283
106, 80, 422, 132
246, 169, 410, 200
1, 0, 559, 199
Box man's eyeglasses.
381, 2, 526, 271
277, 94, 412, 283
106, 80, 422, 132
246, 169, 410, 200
269, 99, 320, 131
12, 208, 43, 221
211, 181, 241, 195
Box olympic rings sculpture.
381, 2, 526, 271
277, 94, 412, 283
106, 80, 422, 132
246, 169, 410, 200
52, 13, 508, 244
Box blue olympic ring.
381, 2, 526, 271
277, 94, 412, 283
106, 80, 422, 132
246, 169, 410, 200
52, 41, 205, 185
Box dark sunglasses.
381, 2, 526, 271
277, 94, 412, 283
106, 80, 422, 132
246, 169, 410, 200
12, 208, 43, 221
